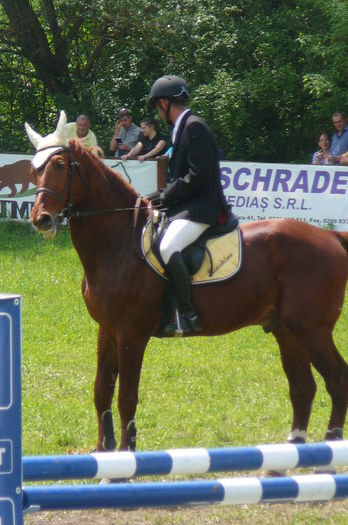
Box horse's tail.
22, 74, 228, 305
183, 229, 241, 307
335, 231, 348, 254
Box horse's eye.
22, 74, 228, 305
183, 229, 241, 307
55, 160, 65, 170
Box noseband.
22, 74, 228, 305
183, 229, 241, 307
35, 146, 83, 220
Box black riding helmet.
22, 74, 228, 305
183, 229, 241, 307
149, 75, 190, 105
148, 76, 190, 123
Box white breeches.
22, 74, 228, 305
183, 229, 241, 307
159, 219, 210, 265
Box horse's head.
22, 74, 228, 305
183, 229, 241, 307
26, 111, 85, 238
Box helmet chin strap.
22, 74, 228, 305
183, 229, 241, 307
158, 99, 173, 125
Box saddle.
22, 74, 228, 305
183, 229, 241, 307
141, 213, 242, 284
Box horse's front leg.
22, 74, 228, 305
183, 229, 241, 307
117, 332, 148, 451
94, 326, 118, 451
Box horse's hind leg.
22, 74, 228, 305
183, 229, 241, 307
295, 329, 348, 440
272, 323, 317, 443
94, 326, 118, 451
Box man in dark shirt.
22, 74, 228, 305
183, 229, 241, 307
121, 117, 166, 161
110, 108, 141, 157
329, 112, 348, 164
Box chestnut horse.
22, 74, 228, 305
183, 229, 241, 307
30, 141, 348, 451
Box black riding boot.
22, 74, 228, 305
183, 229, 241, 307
163, 252, 202, 335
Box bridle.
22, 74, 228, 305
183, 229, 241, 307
34, 145, 160, 223
35, 146, 84, 220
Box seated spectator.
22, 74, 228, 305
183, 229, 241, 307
328, 111, 348, 164
312, 132, 331, 164
66, 114, 98, 147
121, 117, 166, 161
340, 151, 348, 166
110, 108, 141, 157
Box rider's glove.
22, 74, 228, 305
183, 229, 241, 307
145, 191, 164, 205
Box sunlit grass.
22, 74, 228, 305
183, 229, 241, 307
1, 221, 347, 456
2, 221, 348, 523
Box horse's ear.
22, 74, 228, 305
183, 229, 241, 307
25, 122, 42, 149
56, 110, 67, 139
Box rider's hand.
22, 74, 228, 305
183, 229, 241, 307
145, 191, 164, 205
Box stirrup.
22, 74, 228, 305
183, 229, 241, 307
164, 309, 202, 337
174, 309, 184, 337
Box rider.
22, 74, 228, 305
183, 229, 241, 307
147, 75, 238, 335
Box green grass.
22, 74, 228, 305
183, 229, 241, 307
1, 221, 348, 523
0, 220, 346, 452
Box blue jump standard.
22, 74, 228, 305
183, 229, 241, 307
23, 441, 348, 481
0, 295, 22, 525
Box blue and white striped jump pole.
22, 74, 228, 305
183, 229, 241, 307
23, 441, 348, 481
23, 473, 348, 511
0, 295, 22, 525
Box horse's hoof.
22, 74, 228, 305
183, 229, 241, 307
99, 477, 132, 484
99, 477, 111, 484
287, 437, 306, 444
325, 428, 343, 441
265, 469, 287, 477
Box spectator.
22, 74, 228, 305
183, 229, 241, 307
340, 151, 348, 166
121, 117, 166, 161
110, 108, 141, 157
312, 132, 331, 165
328, 112, 348, 164
66, 114, 98, 147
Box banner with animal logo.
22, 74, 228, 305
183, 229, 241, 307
0, 154, 347, 230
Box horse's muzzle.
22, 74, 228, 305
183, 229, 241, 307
31, 212, 59, 239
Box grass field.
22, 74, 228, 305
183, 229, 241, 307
1, 221, 348, 524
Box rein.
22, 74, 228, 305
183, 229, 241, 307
34, 145, 162, 223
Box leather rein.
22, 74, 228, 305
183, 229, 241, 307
35, 145, 155, 225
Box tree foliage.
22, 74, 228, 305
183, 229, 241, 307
0, 0, 348, 161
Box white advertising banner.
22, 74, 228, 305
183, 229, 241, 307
103, 158, 157, 195
220, 162, 348, 231
0, 153, 347, 231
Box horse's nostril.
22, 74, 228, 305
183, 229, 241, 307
36, 213, 53, 230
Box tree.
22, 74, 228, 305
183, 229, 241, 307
1, 0, 348, 161
0, 0, 117, 149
